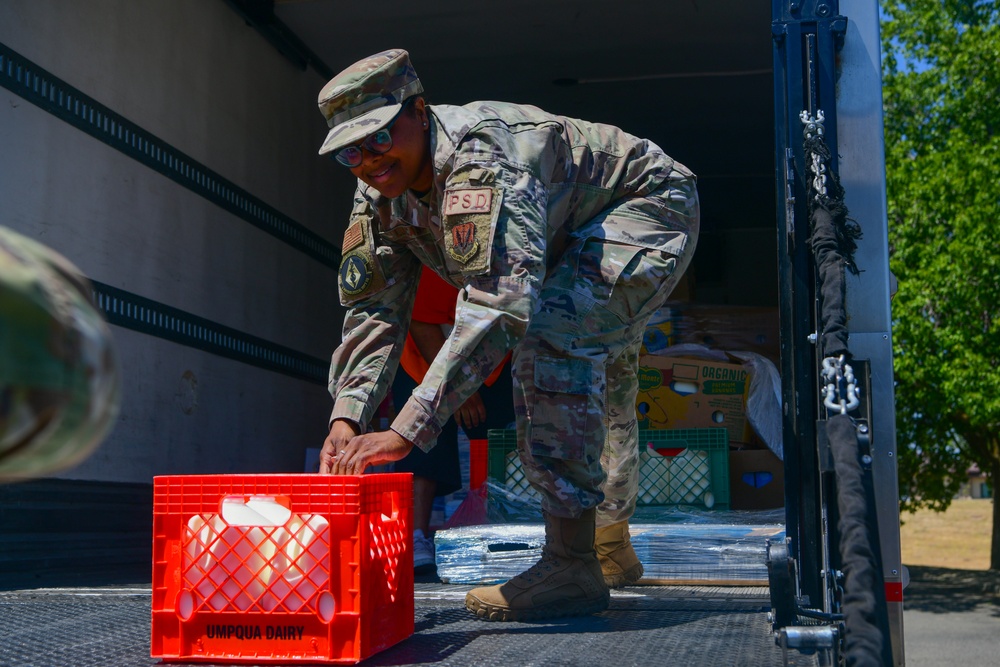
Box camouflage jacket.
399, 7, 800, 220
328, 101, 693, 451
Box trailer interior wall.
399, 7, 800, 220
0, 0, 345, 484
1, 0, 781, 487
0, 1, 782, 579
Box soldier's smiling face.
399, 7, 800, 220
349, 97, 434, 199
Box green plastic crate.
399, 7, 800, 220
487, 428, 729, 509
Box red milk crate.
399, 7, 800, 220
151, 473, 413, 664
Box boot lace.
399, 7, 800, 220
515, 549, 561, 584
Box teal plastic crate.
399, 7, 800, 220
487, 428, 729, 509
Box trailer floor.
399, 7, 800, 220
0, 578, 819, 667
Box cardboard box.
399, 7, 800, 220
636, 355, 752, 445
729, 448, 785, 509
669, 303, 780, 363
640, 312, 678, 355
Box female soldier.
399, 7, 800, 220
318, 49, 699, 621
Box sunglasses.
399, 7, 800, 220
333, 99, 413, 168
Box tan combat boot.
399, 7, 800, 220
595, 520, 644, 588
465, 508, 610, 621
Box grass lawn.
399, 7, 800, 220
899, 497, 993, 570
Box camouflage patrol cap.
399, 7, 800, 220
0, 226, 121, 482
317, 49, 424, 156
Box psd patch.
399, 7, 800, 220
443, 187, 493, 216
442, 186, 501, 274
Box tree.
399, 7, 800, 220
881, 0, 1000, 569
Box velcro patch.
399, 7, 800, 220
442, 186, 501, 275
443, 188, 493, 216
339, 252, 373, 297
449, 222, 478, 263
342, 221, 365, 253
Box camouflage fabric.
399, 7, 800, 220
0, 226, 121, 481
512, 212, 696, 522
317, 49, 424, 156
327, 100, 699, 523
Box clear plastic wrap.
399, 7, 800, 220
430, 304, 788, 584
436, 507, 785, 585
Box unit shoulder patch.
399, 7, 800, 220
339, 251, 373, 297
449, 222, 478, 263
442, 186, 502, 274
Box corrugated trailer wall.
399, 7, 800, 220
0, 0, 350, 581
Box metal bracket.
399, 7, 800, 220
856, 420, 872, 469
777, 625, 839, 666
773, 1, 849, 72
766, 538, 800, 630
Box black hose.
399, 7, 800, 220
806, 134, 862, 361
828, 414, 889, 666
806, 129, 890, 665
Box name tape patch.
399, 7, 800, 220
443, 187, 493, 216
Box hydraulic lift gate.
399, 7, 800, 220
772, 0, 904, 664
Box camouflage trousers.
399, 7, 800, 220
510, 173, 699, 526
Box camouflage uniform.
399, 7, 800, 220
0, 226, 121, 481
325, 53, 699, 525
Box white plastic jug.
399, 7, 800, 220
183, 496, 330, 613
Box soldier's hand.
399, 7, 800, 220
319, 419, 359, 474
455, 391, 487, 431
330, 429, 414, 475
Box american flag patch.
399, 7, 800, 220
342, 222, 364, 252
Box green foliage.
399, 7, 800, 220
881, 1, 1000, 514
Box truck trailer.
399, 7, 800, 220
0, 1, 903, 664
